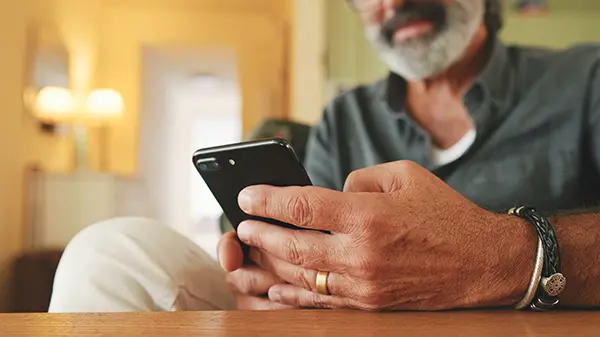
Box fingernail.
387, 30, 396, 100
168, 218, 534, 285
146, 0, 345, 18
238, 187, 258, 212
236, 221, 251, 243
269, 289, 282, 302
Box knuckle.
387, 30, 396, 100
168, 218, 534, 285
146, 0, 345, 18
282, 234, 305, 266
344, 170, 365, 190
243, 273, 259, 295
308, 294, 330, 309
396, 160, 418, 170
247, 189, 269, 216
293, 268, 315, 292
286, 194, 313, 228
394, 160, 423, 182
227, 270, 257, 295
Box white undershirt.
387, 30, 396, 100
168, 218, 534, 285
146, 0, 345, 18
430, 129, 476, 168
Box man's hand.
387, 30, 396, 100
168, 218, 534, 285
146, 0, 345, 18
235, 161, 536, 311
217, 232, 292, 310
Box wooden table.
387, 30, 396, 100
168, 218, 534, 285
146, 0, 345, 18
1, 310, 598, 336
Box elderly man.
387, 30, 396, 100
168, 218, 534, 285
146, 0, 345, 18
50, 0, 600, 312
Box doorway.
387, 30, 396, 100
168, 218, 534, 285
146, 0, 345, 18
139, 46, 242, 258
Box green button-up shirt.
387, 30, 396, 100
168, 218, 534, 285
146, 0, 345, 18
304, 38, 600, 214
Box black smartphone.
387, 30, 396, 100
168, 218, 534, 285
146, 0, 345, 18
192, 138, 313, 231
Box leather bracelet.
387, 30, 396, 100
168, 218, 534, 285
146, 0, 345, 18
509, 206, 566, 310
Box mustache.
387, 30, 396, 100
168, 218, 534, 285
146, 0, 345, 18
382, 2, 447, 44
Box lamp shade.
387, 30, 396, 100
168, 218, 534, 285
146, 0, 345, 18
85, 89, 124, 116
34, 86, 74, 119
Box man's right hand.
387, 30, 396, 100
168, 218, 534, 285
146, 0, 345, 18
218, 231, 292, 310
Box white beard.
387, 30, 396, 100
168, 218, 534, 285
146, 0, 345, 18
365, 0, 485, 81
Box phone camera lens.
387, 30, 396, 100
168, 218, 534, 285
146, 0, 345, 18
197, 159, 221, 172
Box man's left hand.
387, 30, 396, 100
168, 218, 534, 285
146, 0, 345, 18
236, 161, 535, 311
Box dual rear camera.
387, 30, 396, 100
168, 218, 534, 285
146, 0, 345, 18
197, 158, 235, 172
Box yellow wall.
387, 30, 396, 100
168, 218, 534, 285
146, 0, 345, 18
19, 0, 290, 175
0, 0, 27, 312
0, 0, 291, 311
289, 0, 327, 125
501, 11, 600, 49
325, 0, 386, 85
95, 0, 290, 174
0, 0, 74, 312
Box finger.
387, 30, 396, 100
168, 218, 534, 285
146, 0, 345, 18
343, 160, 425, 193
238, 185, 365, 233
250, 248, 357, 299
236, 295, 295, 311
218, 231, 244, 272
226, 265, 284, 296
237, 220, 351, 271
268, 284, 361, 310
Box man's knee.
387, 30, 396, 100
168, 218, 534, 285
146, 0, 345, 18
61, 217, 179, 258
51, 217, 233, 312
57, 216, 214, 278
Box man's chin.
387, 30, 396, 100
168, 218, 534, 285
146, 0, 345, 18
377, 51, 443, 81
365, 27, 448, 80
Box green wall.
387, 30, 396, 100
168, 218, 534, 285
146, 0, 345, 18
326, 0, 600, 86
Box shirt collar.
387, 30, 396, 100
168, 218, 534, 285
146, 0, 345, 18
379, 36, 511, 113
474, 37, 510, 105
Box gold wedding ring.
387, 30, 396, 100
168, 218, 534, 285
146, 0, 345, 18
316, 271, 331, 296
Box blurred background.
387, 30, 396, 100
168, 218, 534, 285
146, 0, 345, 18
0, 0, 599, 313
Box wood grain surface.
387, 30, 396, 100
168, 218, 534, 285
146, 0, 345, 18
1, 310, 598, 337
